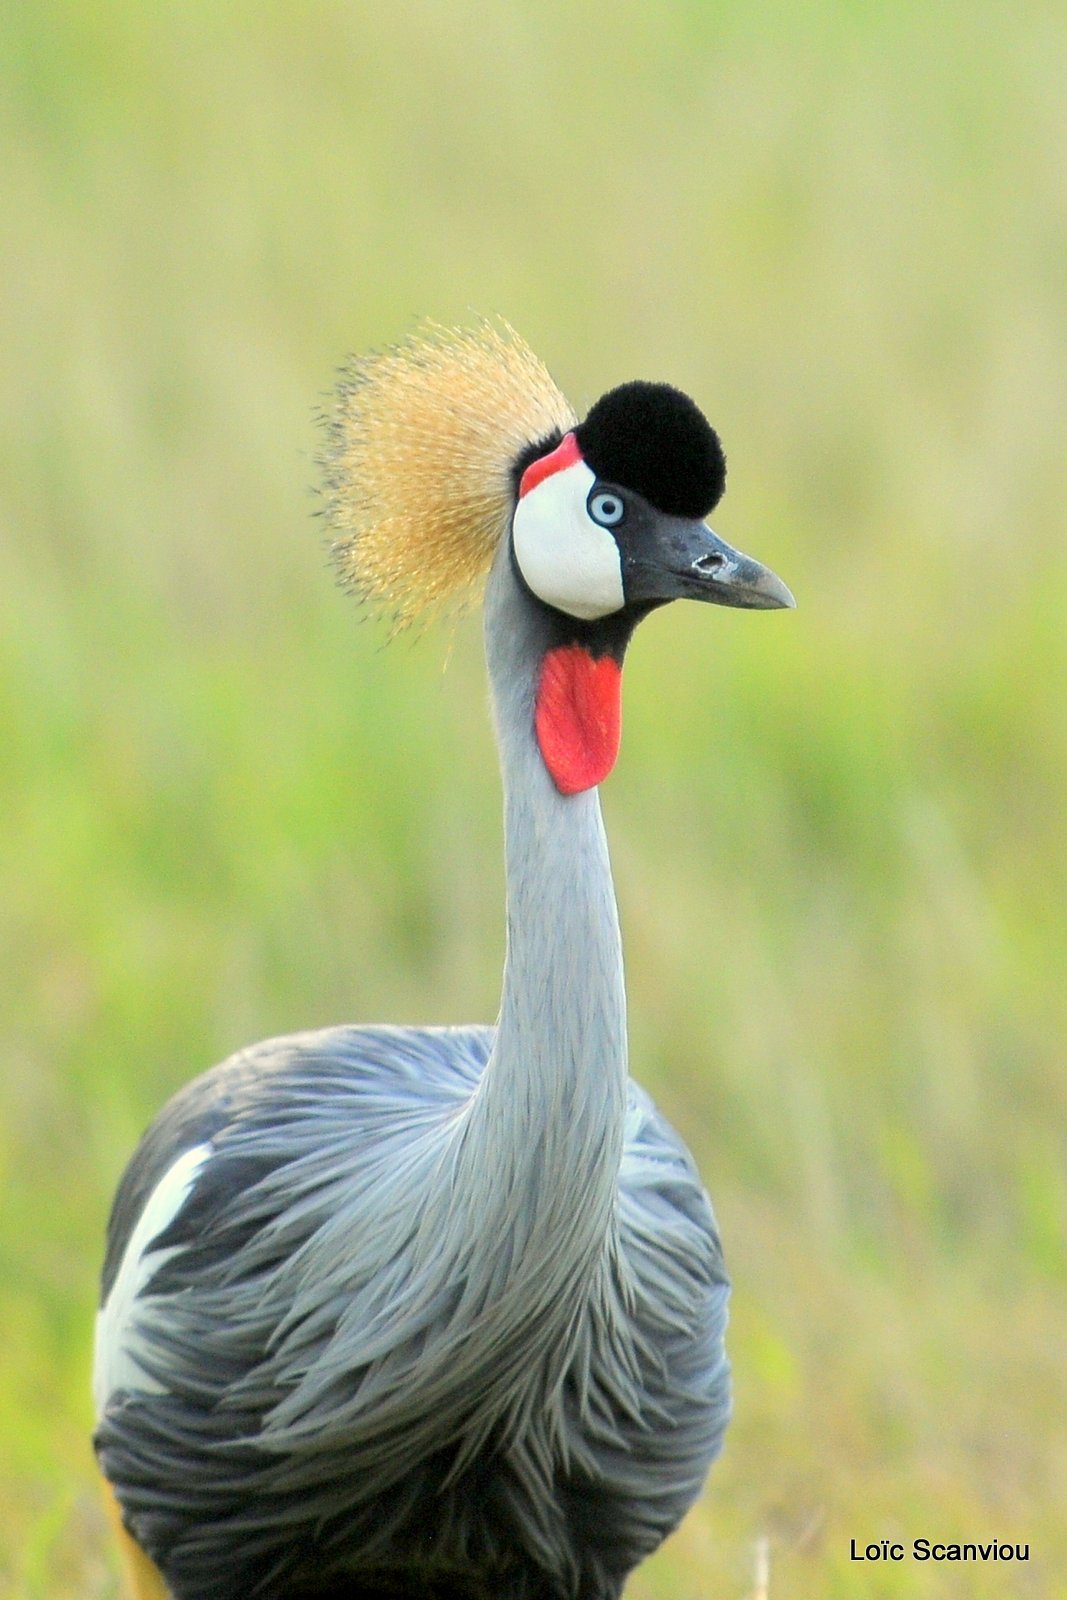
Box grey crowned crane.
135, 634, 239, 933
93, 321, 794, 1600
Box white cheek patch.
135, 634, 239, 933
512, 460, 626, 621
93, 1141, 211, 1416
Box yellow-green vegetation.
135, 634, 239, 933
2, 2, 1065, 1596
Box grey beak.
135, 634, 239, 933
623, 516, 796, 611
685, 524, 796, 610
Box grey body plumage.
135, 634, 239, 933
97, 1025, 728, 1600
95, 325, 792, 1599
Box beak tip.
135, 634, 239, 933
754, 571, 796, 611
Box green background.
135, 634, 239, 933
2, 2, 1065, 1595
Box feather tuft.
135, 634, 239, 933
321, 319, 576, 626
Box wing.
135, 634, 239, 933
95, 1023, 494, 1404
94, 1024, 496, 1592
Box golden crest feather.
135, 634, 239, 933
321, 319, 577, 626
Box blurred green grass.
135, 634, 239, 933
2, 1, 1066, 1595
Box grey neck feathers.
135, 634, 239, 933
454, 541, 629, 1304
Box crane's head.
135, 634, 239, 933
323, 320, 793, 794
508, 380, 793, 792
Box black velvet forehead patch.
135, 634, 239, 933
574, 381, 726, 518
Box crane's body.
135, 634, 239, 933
94, 323, 792, 1600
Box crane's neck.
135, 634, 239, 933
458, 542, 629, 1296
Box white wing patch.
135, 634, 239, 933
511, 460, 626, 621
93, 1141, 211, 1417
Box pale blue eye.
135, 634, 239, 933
588, 490, 625, 528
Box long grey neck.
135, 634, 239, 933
455, 542, 628, 1299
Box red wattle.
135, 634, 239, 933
535, 645, 622, 795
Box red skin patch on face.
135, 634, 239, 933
535, 645, 622, 795
518, 432, 582, 499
